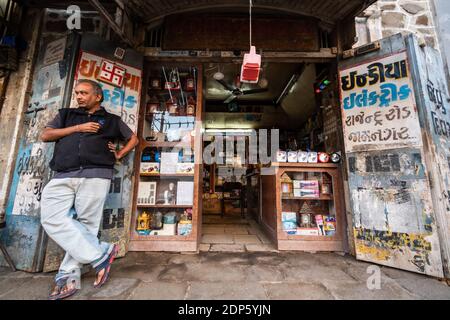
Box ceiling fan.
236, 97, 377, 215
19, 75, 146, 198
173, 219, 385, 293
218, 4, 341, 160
216, 77, 269, 104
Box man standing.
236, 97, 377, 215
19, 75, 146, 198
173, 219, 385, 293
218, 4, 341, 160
40, 79, 139, 300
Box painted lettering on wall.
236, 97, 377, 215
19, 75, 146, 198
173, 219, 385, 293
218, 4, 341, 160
73, 51, 142, 132
11, 143, 52, 217
340, 52, 422, 152
341, 59, 408, 91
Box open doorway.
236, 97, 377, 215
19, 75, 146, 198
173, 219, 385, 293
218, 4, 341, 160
200, 61, 339, 252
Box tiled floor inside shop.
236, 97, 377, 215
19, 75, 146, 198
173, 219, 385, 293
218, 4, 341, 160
200, 213, 278, 253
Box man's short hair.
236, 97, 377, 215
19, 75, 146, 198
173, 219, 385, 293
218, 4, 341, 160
76, 79, 104, 103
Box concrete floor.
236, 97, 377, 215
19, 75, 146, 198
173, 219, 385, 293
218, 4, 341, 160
1, 250, 449, 300
200, 213, 277, 253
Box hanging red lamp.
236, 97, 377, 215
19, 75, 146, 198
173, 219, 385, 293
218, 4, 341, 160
240, 0, 261, 84
240, 46, 261, 83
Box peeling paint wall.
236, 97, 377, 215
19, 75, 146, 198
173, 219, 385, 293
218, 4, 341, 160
348, 149, 443, 276
0, 9, 44, 270
339, 34, 445, 277
408, 35, 450, 277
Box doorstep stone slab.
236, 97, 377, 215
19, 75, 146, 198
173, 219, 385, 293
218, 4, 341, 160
264, 282, 335, 300
201, 234, 235, 244
391, 278, 450, 300
283, 265, 358, 284
0, 276, 53, 300
187, 281, 268, 300
321, 279, 419, 300
127, 281, 189, 300
91, 278, 139, 299
202, 226, 226, 234
182, 263, 248, 282
224, 226, 250, 235
111, 264, 166, 283
234, 235, 262, 244
244, 264, 285, 282
209, 244, 246, 252
245, 244, 278, 252
199, 244, 211, 252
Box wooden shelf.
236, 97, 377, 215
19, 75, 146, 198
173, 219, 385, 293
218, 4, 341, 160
137, 204, 193, 208
282, 195, 333, 201
140, 173, 195, 177
142, 140, 193, 148
144, 113, 196, 118
261, 163, 345, 252
130, 62, 203, 252
271, 162, 339, 168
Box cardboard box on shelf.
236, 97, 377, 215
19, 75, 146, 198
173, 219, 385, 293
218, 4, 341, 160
176, 163, 195, 174
288, 151, 298, 162
178, 221, 192, 235
140, 162, 160, 174
296, 228, 320, 236
293, 180, 320, 198
149, 223, 177, 236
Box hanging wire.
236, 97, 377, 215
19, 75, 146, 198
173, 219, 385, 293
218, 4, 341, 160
162, 66, 173, 101
249, 0, 253, 47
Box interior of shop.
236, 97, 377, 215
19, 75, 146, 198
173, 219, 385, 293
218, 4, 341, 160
200, 61, 341, 250
132, 59, 343, 252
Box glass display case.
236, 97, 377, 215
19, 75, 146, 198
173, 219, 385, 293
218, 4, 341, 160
129, 63, 202, 251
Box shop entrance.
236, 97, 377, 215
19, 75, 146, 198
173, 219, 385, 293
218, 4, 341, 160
200, 61, 343, 252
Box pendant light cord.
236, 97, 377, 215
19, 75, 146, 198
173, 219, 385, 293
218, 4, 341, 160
249, 0, 253, 47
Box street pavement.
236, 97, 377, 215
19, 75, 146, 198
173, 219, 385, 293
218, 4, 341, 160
0, 251, 449, 300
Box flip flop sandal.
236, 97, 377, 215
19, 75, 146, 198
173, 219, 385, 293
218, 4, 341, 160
48, 278, 79, 300
94, 244, 119, 289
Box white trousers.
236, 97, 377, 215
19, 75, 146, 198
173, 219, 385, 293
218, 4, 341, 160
40, 177, 112, 285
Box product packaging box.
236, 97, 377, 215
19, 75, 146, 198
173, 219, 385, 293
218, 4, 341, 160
307, 152, 318, 163
177, 221, 192, 235
296, 228, 320, 236
324, 216, 336, 236
140, 162, 160, 174
288, 151, 298, 162
149, 223, 177, 236
297, 151, 308, 163
293, 180, 320, 198
137, 181, 157, 205
276, 150, 287, 162
176, 163, 195, 174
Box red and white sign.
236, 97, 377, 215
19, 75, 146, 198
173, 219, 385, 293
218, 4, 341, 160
98, 60, 126, 87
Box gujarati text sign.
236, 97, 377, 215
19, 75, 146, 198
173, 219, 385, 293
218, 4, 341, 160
339, 52, 422, 152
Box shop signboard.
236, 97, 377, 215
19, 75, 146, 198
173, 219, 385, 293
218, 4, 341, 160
339, 51, 423, 153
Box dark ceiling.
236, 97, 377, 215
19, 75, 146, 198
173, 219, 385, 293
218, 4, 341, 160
27, 0, 377, 26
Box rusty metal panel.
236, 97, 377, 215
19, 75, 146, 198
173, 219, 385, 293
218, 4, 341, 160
340, 34, 444, 277
348, 149, 443, 276
1, 32, 77, 272
162, 14, 319, 52
406, 34, 450, 277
